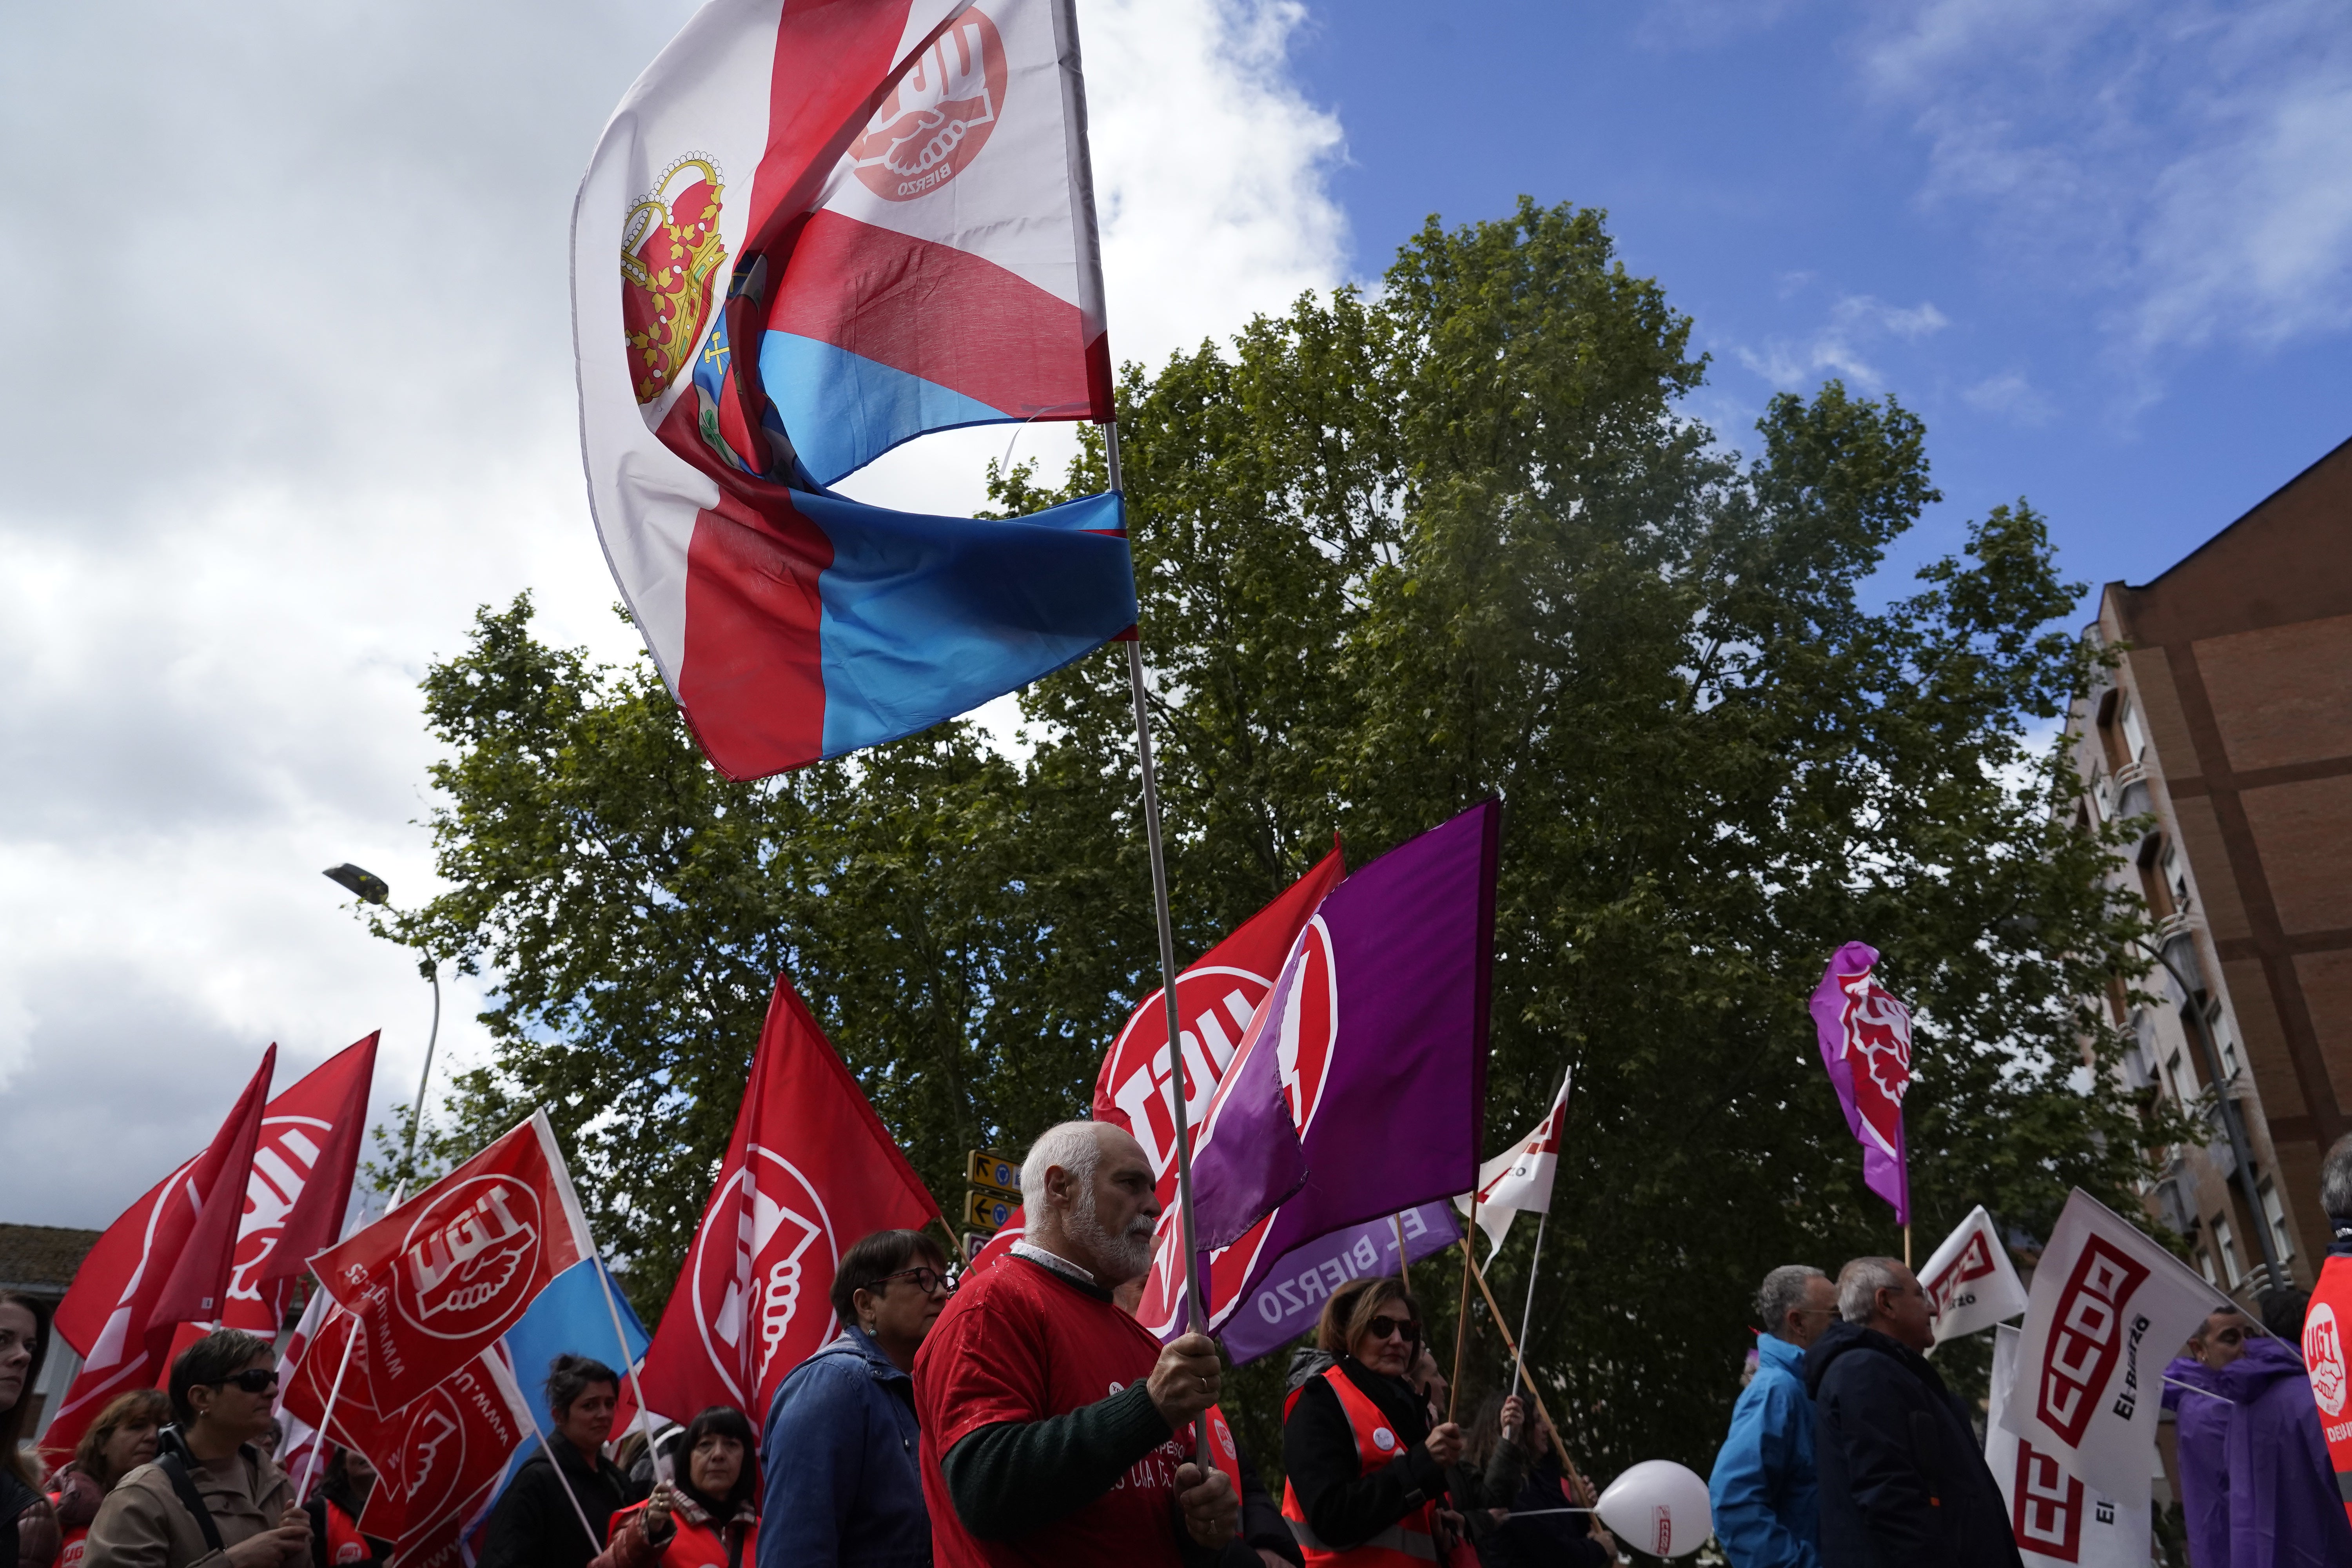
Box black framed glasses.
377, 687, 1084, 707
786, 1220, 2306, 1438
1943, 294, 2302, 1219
865, 1267, 955, 1297
216, 1368, 279, 1395
1365, 1315, 1421, 1345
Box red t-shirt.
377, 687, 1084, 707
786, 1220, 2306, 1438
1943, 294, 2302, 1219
916, 1252, 1192, 1568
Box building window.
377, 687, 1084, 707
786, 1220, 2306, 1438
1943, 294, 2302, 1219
2169, 1048, 2196, 1097
2120, 697, 2149, 763
2209, 1005, 2241, 1080
2259, 1179, 2294, 1263
2163, 843, 2192, 913
2214, 1215, 2243, 1286
2198, 1250, 2219, 1286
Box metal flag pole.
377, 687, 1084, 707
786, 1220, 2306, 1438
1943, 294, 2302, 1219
1462, 1243, 1589, 1501
1509, 1207, 1548, 1423
296, 1178, 404, 1502
588, 1258, 665, 1481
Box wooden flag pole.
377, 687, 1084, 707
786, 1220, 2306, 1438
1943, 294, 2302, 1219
1904, 1223, 1912, 1269
1449, 1198, 1478, 1423
1462, 1241, 1589, 1501
1392, 1214, 1412, 1292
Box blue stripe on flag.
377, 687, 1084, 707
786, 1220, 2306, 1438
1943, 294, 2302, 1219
476, 1259, 652, 1531
760, 332, 1007, 486
797, 488, 1136, 759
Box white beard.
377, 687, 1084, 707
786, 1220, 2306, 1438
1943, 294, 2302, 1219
1067, 1185, 1154, 1283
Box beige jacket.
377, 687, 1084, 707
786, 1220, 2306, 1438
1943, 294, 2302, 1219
83, 1446, 310, 1568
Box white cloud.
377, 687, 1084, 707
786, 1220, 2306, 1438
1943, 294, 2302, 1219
1962, 369, 2058, 426
0, 0, 1344, 1226
1735, 294, 1950, 389
1859, 0, 2352, 360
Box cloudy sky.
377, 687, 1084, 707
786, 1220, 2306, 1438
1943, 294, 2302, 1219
4, 0, 2346, 1229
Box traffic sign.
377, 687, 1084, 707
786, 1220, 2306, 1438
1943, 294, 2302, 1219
964, 1189, 1017, 1231
962, 1230, 992, 1264
967, 1150, 1020, 1198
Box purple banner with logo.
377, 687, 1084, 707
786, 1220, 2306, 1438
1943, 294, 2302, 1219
1219, 1201, 1463, 1366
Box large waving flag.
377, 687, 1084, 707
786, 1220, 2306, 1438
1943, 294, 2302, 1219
310, 1111, 596, 1414
225, 1033, 379, 1333
637, 976, 942, 1423
1137, 802, 1499, 1341
575, 0, 1134, 780
1808, 942, 1913, 1224
42, 1046, 278, 1461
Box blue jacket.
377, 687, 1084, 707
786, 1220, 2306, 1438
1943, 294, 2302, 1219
1709, 1334, 1822, 1568
759, 1327, 931, 1568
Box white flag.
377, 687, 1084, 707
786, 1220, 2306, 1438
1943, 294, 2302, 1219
1454, 1068, 1571, 1257
1987, 1325, 2151, 1568
1923, 1204, 2031, 1348
1997, 1189, 2228, 1498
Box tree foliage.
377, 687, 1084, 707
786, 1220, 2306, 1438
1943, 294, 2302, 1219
377, 198, 2173, 1479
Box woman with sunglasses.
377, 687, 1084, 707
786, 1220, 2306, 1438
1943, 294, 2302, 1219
1280, 1278, 1469, 1567
84, 1329, 313, 1568
756, 1229, 951, 1568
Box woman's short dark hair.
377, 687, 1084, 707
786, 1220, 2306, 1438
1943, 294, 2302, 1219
830, 1230, 949, 1325
675, 1404, 760, 1515
168, 1327, 272, 1428
544, 1353, 620, 1420
0, 1290, 51, 1486
76, 1387, 172, 1485
1314, 1275, 1417, 1357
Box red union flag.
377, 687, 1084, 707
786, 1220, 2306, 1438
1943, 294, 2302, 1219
225, 1034, 378, 1332
356, 1350, 535, 1568
1920, 1204, 2030, 1348
312, 1111, 593, 1413
1997, 1189, 2222, 1499
43, 1046, 277, 1462
637, 976, 941, 1422
2306, 1256, 2352, 1532
1987, 1323, 2146, 1567
1093, 842, 1345, 1200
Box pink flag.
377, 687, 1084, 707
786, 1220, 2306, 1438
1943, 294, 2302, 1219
1808, 942, 1912, 1224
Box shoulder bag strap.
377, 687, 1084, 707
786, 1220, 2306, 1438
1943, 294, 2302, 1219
152, 1451, 226, 1556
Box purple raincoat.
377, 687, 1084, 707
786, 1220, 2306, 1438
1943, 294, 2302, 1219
2162, 1353, 2230, 1568
2213, 1336, 2352, 1567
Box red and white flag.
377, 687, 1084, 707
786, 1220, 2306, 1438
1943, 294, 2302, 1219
43, 1046, 277, 1461
1996, 1189, 2226, 1498
310, 1111, 594, 1414
356, 1348, 536, 1568
2305, 1255, 2352, 1530
226, 1034, 379, 1333
1987, 1324, 2148, 1568
1921, 1204, 2029, 1349
279, 1294, 397, 1487
1092, 843, 1345, 1203
637, 976, 941, 1423
1454, 1067, 1572, 1258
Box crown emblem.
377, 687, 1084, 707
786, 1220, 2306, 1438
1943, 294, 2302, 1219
621, 155, 727, 405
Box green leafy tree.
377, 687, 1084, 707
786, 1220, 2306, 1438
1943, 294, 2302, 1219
373, 197, 2180, 1479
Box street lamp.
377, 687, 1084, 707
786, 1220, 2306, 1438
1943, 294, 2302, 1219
2139, 934, 2285, 1290
323, 863, 441, 1173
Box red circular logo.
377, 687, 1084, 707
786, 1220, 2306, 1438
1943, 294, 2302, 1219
385, 1385, 467, 1532
686, 1151, 838, 1408
227, 1114, 336, 1314
390, 1176, 545, 1343
848, 9, 1007, 202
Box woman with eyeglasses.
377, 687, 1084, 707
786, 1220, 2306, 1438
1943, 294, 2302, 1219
756, 1229, 951, 1568
1280, 1277, 1470, 1567
592, 1407, 758, 1568
83, 1329, 314, 1568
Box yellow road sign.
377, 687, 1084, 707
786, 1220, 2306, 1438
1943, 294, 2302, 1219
964, 1189, 1017, 1231
967, 1150, 1021, 1198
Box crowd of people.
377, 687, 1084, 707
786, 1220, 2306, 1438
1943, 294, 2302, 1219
9, 1123, 2352, 1567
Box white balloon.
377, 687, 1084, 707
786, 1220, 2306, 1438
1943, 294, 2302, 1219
1593, 1459, 1713, 1558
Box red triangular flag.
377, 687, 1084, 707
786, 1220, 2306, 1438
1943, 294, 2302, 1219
637, 976, 942, 1422
223, 1033, 379, 1331
148, 1044, 278, 1331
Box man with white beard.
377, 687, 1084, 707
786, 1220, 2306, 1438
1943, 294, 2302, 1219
915, 1121, 1241, 1567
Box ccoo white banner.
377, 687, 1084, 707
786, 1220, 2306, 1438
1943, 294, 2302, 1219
1455, 1067, 1572, 1258
1987, 1325, 2150, 1567
1996, 1189, 2228, 1499
1922, 1204, 2030, 1349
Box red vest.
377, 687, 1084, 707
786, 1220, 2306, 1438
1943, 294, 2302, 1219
605, 1499, 758, 1568
53, 1524, 88, 1568
1280, 1367, 1454, 1567
2304, 1253, 2352, 1533
322, 1499, 370, 1566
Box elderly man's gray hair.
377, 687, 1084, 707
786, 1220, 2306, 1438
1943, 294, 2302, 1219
1836, 1257, 1907, 1325
2323, 1132, 2352, 1219
1022, 1120, 1104, 1211
1756, 1265, 1827, 1333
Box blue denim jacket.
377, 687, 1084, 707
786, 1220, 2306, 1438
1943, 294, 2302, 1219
758, 1327, 931, 1568
1708, 1334, 1822, 1568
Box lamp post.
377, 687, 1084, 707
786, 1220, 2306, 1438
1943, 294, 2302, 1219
323, 862, 440, 1175
2140, 933, 2284, 1290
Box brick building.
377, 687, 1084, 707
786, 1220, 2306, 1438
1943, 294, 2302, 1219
2062, 435, 2352, 1298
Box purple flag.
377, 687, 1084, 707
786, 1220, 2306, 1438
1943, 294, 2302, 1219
1219, 1202, 1462, 1366
1808, 941, 1913, 1224
1136, 800, 1498, 1340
